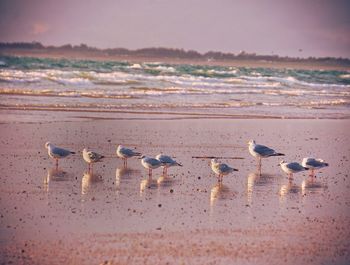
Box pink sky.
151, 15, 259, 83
0, 0, 349, 58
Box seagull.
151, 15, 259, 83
248, 140, 284, 169
155, 154, 182, 175
301, 157, 329, 176
140, 155, 162, 177
45, 142, 75, 168
211, 158, 238, 183
116, 145, 142, 167
279, 160, 308, 178
83, 148, 104, 171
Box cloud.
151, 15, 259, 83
31, 22, 49, 35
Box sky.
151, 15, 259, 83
0, 0, 349, 58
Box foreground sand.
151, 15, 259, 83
0, 111, 349, 265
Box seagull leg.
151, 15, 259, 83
55, 159, 58, 169
258, 165, 262, 176
257, 158, 262, 172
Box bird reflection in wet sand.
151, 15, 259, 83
115, 167, 137, 190
81, 171, 103, 195
279, 179, 301, 199
301, 176, 327, 196
157, 175, 174, 188
210, 183, 235, 207
44, 168, 68, 192
140, 176, 158, 195
247, 171, 275, 204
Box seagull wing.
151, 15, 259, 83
52, 146, 72, 157
88, 151, 103, 162
309, 159, 328, 168
254, 144, 276, 156
122, 147, 140, 157
158, 155, 175, 164
287, 162, 305, 171
218, 163, 233, 173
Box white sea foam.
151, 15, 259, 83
1, 60, 349, 119
149, 65, 176, 73
129, 63, 142, 69
339, 74, 350, 79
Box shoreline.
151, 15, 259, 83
1, 49, 350, 71
0, 108, 349, 123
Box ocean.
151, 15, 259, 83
0, 56, 349, 118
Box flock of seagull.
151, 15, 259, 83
44, 140, 329, 181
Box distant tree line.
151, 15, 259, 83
0, 41, 349, 65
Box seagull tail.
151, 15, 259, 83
324, 163, 329, 167
101, 155, 105, 159
234, 168, 239, 172
134, 152, 142, 157
177, 162, 183, 167
70, 151, 76, 154
272, 153, 285, 156
304, 167, 309, 170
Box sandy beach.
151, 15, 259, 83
1, 1, 350, 264
0, 110, 349, 264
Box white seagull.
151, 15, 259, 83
302, 157, 329, 176
45, 142, 75, 168
83, 148, 104, 171
140, 155, 162, 177
248, 140, 284, 169
155, 154, 182, 175
211, 158, 238, 183
116, 145, 142, 167
279, 160, 308, 178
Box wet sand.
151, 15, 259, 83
0, 111, 349, 264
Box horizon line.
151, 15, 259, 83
1, 41, 350, 61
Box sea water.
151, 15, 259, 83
0, 56, 349, 118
